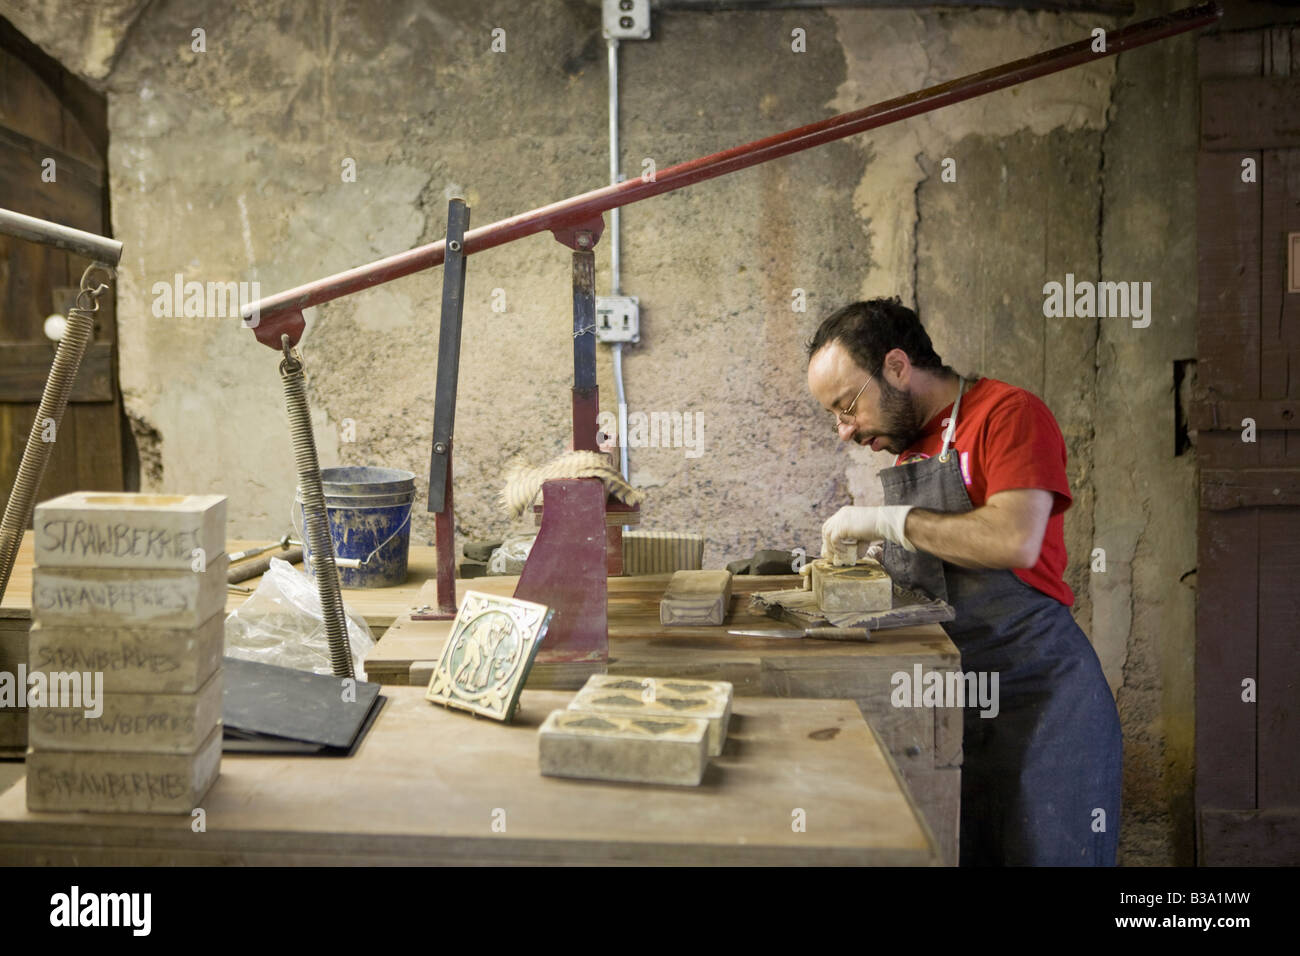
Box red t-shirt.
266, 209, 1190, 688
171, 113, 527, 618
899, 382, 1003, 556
894, 377, 1075, 607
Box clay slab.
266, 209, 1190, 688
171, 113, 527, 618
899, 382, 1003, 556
539, 708, 709, 786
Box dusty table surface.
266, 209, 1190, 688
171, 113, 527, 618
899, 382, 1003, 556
0, 687, 938, 866
369, 574, 959, 693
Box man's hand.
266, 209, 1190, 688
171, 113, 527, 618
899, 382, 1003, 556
821, 505, 916, 563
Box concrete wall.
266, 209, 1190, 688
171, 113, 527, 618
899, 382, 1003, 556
3, 0, 1199, 863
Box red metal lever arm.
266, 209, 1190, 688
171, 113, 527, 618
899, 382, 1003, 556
243, 1, 1221, 349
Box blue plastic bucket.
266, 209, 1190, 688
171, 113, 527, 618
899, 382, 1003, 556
296, 466, 415, 588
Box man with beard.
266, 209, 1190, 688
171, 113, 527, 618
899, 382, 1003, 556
805, 297, 1121, 866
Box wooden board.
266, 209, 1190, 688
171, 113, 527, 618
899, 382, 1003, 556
1199, 809, 1300, 866
368, 574, 958, 690
1194, 85, 1262, 816
1258, 510, 1300, 807
1201, 77, 1300, 151
749, 586, 956, 631
1194, 30, 1300, 866
0, 41, 124, 508
0, 688, 937, 866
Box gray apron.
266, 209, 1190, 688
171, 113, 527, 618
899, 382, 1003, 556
879, 378, 1122, 866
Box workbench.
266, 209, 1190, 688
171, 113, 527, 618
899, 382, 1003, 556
369, 573, 964, 865
0, 687, 937, 865
0, 532, 963, 864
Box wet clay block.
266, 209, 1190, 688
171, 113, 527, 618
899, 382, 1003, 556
659, 569, 732, 626
539, 708, 709, 786
810, 558, 893, 614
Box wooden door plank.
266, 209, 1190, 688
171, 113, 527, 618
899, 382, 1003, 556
1202, 78, 1300, 151
1197, 151, 1261, 469
1258, 509, 1300, 806
1201, 468, 1300, 509
0, 401, 121, 509
0, 342, 115, 402
1200, 809, 1300, 865
1197, 152, 1261, 399
1266, 26, 1291, 78
1261, 149, 1291, 467
1291, 348, 1300, 464
1195, 510, 1258, 811
1261, 151, 1287, 354
0, 49, 63, 145
1199, 31, 1263, 80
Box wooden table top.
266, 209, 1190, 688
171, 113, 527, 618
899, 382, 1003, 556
371, 575, 959, 694
3, 531, 959, 698
0, 688, 938, 866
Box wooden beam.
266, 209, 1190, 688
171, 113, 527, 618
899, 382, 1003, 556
1200, 809, 1300, 865
0, 342, 114, 402
1200, 468, 1300, 510
1190, 399, 1300, 431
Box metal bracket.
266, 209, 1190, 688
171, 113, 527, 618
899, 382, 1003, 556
427, 199, 471, 619
428, 199, 470, 512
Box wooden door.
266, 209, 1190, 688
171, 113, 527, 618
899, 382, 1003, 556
0, 18, 124, 512
1194, 26, 1300, 866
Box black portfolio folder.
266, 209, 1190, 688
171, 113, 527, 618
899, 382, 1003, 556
221, 656, 386, 756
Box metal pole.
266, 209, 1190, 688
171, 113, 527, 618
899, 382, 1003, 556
572, 235, 600, 452
0, 208, 122, 266
428, 199, 471, 618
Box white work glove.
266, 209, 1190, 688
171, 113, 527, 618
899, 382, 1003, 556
821, 505, 916, 563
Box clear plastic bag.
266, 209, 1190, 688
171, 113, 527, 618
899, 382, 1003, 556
487, 533, 536, 574
224, 557, 374, 680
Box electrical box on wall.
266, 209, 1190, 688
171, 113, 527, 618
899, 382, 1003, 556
595, 296, 640, 343
602, 0, 651, 41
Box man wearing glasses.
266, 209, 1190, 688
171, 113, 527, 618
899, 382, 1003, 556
805, 297, 1121, 867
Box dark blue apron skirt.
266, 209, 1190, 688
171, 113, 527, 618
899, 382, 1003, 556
879, 379, 1122, 865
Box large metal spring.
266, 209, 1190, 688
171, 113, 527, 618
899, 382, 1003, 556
279, 335, 354, 679
0, 264, 111, 602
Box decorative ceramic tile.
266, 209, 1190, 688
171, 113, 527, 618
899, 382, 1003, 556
580, 674, 733, 701
425, 591, 553, 722
568, 684, 730, 757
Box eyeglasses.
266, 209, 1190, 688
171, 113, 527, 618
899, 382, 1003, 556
833, 370, 876, 425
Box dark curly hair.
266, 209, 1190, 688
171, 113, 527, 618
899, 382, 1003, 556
805, 298, 950, 376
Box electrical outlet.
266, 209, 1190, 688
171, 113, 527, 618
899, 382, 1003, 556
595, 296, 640, 344
602, 0, 651, 41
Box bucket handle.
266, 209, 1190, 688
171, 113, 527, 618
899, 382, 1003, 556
292, 501, 414, 571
